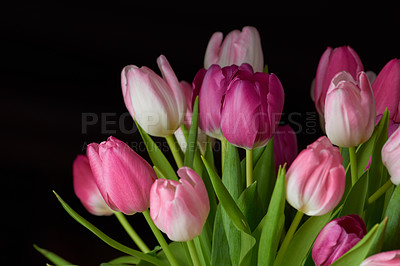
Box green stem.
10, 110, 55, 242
221, 137, 227, 170
367, 179, 393, 205
187, 239, 201, 266
349, 146, 358, 186
246, 148, 253, 187
142, 210, 179, 266
114, 212, 150, 253
165, 134, 184, 168
275, 211, 304, 266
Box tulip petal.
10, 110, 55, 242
204, 31, 223, 69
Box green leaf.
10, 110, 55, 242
135, 121, 178, 181
339, 171, 368, 217
383, 184, 400, 250
137, 242, 190, 266
330, 221, 384, 265
258, 167, 286, 266
53, 191, 168, 266
211, 206, 232, 266
101, 255, 140, 265
201, 156, 251, 234
277, 212, 332, 266
366, 217, 388, 257
183, 96, 199, 168
33, 244, 74, 265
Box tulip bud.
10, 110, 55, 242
372, 58, 400, 122
150, 167, 210, 242
312, 214, 367, 266
382, 126, 400, 185
313, 46, 364, 116
73, 155, 113, 216
204, 26, 264, 72
360, 250, 400, 266
286, 136, 346, 216
121, 55, 186, 137
273, 124, 298, 172
325, 71, 376, 147
220, 64, 285, 149
87, 136, 156, 214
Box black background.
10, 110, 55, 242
3, 4, 400, 265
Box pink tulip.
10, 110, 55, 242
312, 214, 367, 266
325, 71, 376, 147
73, 155, 113, 216
382, 126, 400, 185
121, 55, 186, 137
286, 136, 346, 216
372, 58, 400, 122
273, 124, 298, 172
220, 64, 285, 149
313, 46, 364, 116
87, 136, 157, 214
204, 26, 264, 72
360, 250, 400, 266
150, 167, 210, 242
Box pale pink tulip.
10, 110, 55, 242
325, 71, 376, 147
121, 55, 186, 137
150, 167, 209, 241
87, 136, 157, 214
312, 214, 366, 266
360, 250, 400, 265
204, 26, 264, 72
73, 155, 113, 216
382, 126, 400, 185
286, 136, 345, 216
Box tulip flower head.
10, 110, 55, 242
273, 124, 298, 171
286, 136, 346, 216
382, 125, 400, 185
87, 136, 157, 215
204, 26, 264, 72
150, 167, 210, 242
360, 250, 400, 266
372, 58, 400, 122
313, 46, 364, 117
121, 55, 186, 137
73, 155, 113, 216
312, 214, 367, 266
325, 71, 376, 147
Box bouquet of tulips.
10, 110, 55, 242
35, 26, 400, 266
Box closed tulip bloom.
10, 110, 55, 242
150, 167, 210, 242
220, 64, 285, 149
360, 250, 400, 266
193, 64, 240, 139
372, 58, 400, 122
204, 26, 264, 72
121, 55, 186, 137
325, 71, 376, 147
273, 124, 298, 171
312, 214, 367, 266
286, 136, 345, 216
313, 46, 364, 116
73, 155, 113, 216
87, 136, 157, 214
382, 126, 400, 185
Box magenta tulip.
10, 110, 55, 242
150, 167, 209, 242
286, 136, 346, 216
325, 71, 376, 147
220, 64, 284, 149
360, 250, 400, 266
313, 46, 364, 116
312, 214, 367, 266
204, 26, 264, 72
273, 124, 298, 172
73, 155, 113, 216
121, 55, 186, 137
87, 136, 157, 215
372, 58, 400, 122
382, 125, 400, 185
